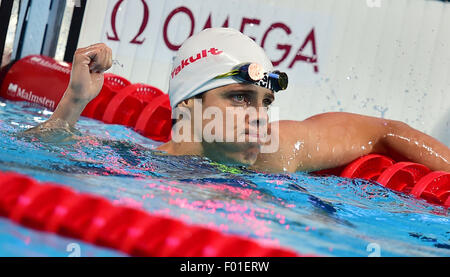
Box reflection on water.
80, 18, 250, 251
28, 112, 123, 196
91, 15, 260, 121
0, 98, 449, 257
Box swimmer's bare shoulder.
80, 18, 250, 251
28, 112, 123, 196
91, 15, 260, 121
22, 43, 112, 143
253, 112, 450, 173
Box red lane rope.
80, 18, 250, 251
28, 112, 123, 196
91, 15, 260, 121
316, 154, 450, 207
0, 171, 305, 257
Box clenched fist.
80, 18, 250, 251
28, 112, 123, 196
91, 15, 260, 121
69, 43, 112, 103
26, 43, 114, 129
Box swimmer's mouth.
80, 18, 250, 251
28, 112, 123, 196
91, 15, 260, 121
243, 129, 266, 143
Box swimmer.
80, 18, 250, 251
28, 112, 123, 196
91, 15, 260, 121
24, 28, 450, 173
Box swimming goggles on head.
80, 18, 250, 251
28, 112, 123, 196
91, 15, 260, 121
214, 62, 288, 92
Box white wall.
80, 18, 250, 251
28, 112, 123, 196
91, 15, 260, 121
77, 0, 450, 146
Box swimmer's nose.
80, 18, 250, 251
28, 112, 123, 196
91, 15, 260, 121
247, 106, 268, 129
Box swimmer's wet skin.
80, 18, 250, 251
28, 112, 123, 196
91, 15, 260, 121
23, 28, 450, 174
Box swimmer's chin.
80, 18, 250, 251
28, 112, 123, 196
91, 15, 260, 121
218, 145, 260, 167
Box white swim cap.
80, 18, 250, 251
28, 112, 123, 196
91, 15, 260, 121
168, 27, 274, 109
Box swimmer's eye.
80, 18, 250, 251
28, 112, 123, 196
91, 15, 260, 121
263, 98, 273, 107
231, 94, 248, 104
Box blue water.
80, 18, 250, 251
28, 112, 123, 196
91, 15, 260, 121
0, 98, 449, 257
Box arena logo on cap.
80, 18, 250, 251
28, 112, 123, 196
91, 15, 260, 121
171, 47, 223, 79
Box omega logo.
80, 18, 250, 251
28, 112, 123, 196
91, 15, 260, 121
106, 0, 149, 45
105, 1, 319, 73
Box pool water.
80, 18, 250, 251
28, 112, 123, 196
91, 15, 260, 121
0, 98, 449, 257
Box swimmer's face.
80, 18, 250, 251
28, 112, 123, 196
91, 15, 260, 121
197, 83, 274, 166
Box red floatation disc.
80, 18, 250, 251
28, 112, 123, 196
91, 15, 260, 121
340, 154, 395, 180
410, 171, 450, 206
376, 162, 431, 193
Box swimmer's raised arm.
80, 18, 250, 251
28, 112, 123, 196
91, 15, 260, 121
22, 43, 112, 141
255, 112, 450, 173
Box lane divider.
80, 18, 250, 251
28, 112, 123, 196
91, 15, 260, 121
315, 154, 450, 207
0, 171, 304, 257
